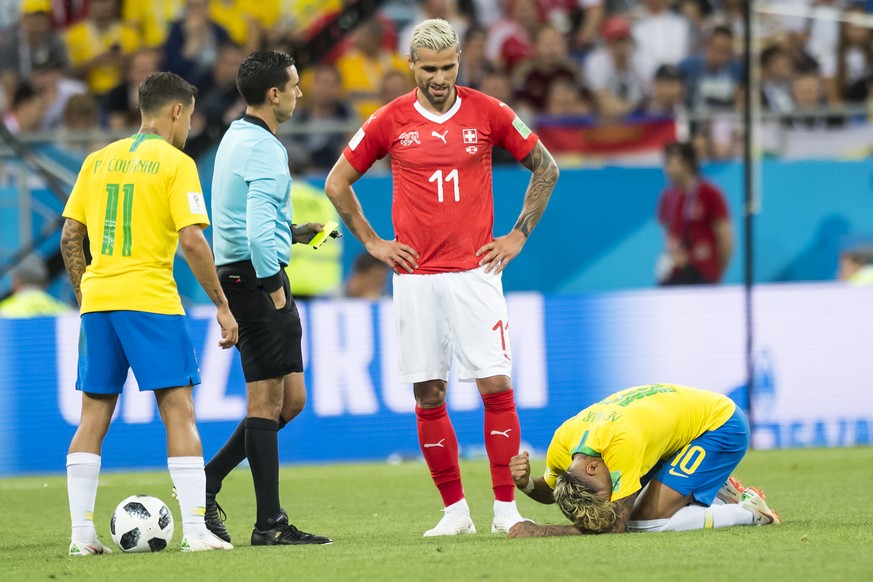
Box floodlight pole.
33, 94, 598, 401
743, 0, 756, 441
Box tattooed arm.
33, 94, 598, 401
324, 155, 419, 274
476, 141, 559, 273
60, 218, 88, 307
605, 492, 639, 533
508, 492, 639, 538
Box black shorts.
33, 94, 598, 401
218, 260, 303, 382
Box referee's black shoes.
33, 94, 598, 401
205, 493, 231, 543
250, 510, 333, 546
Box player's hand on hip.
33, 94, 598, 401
216, 305, 239, 349
477, 229, 526, 274
510, 450, 531, 488
269, 287, 287, 310
292, 222, 323, 244
367, 239, 419, 274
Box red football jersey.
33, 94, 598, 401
342, 86, 539, 274
657, 179, 730, 283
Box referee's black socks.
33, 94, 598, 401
245, 417, 282, 530
205, 416, 290, 496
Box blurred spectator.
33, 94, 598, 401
512, 24, 580, 110
480, 70, 527, 164
678, 25, 743, 111
0, 255, 70, 317
3, 82, 47, 134
656, 141, 732, 285
64, 0, 141, 95
30, 54, 87, 130
0, 0, 69, 102
822, 5, 872, 104
289, 64, 356, 174
163, 0, 231, 85
644, 63, 685, 116
632, 0, 692, 79
584, 16, 652, 119
543, 77, 592, 115
456, 25, 491, 89
470, 0, 504, 28
285, 180, 344, 300
344, 252, 390, 299
337, 18, 410, 120
48, 0, 88, 28
105, 49, 161, 130
58, 93, 104, 153
678, 0, 706, 53
123, 0, 183, 48
380, 69, 414, 103
564, 0, 606, 56
398, 0, 469, 56
838, 246, 873, 285
784, 69, 845, 129
487, 0, 543, 71
760, 45, 795, 113
209, 0, 277, 53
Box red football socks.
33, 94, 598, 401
482, 389, 521, 502
416, 403, 464, 507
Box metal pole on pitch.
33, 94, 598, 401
743, 0, 759, 444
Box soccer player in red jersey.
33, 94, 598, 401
325, 18, 559, 537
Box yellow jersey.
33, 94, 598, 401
63, 134, 210, 315
64, 21, 141, 94
543, 384, 735, 500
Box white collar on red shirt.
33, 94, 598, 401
413, 91, 463, 124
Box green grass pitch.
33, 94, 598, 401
2, 447, 872, 581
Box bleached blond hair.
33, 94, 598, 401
553, 471, 617, 533
409, 18, 460, 62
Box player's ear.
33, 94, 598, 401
407, 52, 414, 69
171, 103, 182, 121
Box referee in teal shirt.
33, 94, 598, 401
205, 50, 331, 547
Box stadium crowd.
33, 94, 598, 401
1, 0, 872, 169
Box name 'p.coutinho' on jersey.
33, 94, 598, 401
342, 87, 539, 274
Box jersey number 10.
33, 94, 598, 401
429, 169, 459, 202
102, 183, 134, 256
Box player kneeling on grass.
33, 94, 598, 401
508, 384, 781, 537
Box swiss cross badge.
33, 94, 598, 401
462, 128, 478, 144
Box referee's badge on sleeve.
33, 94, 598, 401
188, 192, 206, 214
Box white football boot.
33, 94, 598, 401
740, 487, 782, 525
423, 498, 477, 537
68, 538, 113, 556
491, 500, 531, 533
181, 531, 234, 552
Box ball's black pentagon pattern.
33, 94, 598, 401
119, 527, 142, 551
110, 513, 116, 535
158, 506, 171, 530
123, 501, 151, 520
147, 538, 168, 552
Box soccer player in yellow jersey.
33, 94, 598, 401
508, 384, 781, 537
60, 72, 238, 555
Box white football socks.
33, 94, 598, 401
629, 503, 755, 532
66, 452, 101, 541
168, 456, 208, 538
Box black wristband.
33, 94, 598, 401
258, 271, 283, 293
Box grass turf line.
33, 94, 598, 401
1, 447, 871, 581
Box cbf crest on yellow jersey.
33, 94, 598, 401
63, 134, 209, 315
543, 384, 735, 500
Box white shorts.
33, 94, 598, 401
393, 266, 512, 384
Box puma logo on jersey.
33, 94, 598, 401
423, 439, 446, 448
490, 429, 512, 438
432, 130, 448, 144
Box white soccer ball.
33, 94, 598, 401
110, 495, 174, 553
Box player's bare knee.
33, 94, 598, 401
476, 375, 513, 395
414, 380, 447, 408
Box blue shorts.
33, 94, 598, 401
76, 311, 201, 394
648, 406, 750, 506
